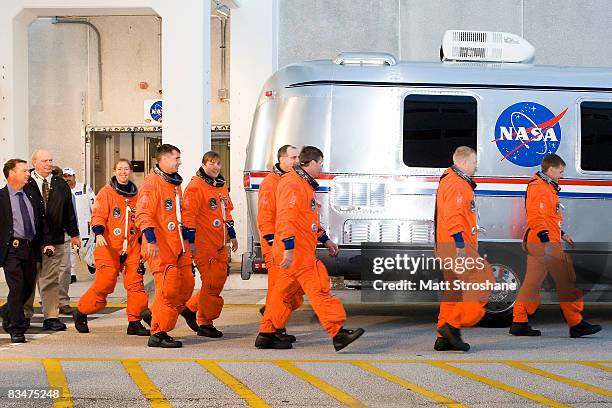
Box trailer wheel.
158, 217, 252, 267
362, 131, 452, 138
479, 262, 522, 327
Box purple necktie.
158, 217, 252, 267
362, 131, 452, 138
16, 192, 35, 241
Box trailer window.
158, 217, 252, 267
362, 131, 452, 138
580, 101, 612, 172
403, 94, 477, 168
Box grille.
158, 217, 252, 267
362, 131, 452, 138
332, 179, 386, 212
453, 31, 487, 43
343, 219, 434, 244
452, 46, 487, 59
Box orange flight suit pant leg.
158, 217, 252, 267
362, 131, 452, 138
514, 243, 583, 326
437, 250, 493, 335
78, 263, 119, 316
264, 252, 304, 312
149, 254, 195, 335
122, 263, 149, 322
195, 256, 228, 326
261, 260, 345, 337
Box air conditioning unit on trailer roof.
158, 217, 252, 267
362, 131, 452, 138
441, 30, 535, 63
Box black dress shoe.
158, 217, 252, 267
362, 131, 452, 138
570, 320, 602, 338
439, 323, 470, 352
181, 308, 199, 332
276, 328, 296, 343
140, 308, 152, 326
509, 322, 542, 337
10, 334, 26, 343
43, 318, 67, 331
333, 327, 365, 352
70, 275, 77, 284
434, 337, 464, 351
72, 310, 89, 333
254, 333, 292, 349
197, 324, 223, 338
148, 332, 182, 348
127, 321, 150, 336
259, 305, 266, 315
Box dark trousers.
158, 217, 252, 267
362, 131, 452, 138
1, 241, 37, 335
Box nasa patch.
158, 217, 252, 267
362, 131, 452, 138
130, 227, 136, 235
167, 222, 176, 231
131, 214, 135, 222
310, 198, 316, 211
493, 102, 568, 167
556, 203, 561, 214
311, 223, 317, 232
113, 207, 121, 218
212, 219, 221, 227
164, 198, 173, 211
113, 227, 122, 236
470, 226, 477, 236
209, 197, 218, 210
470, 200, 476, 213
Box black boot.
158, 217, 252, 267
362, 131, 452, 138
255, 332, 292, 349
197, 324, 223, 338
127, 320, 150, 336
140, 308, 152, 326
570, 320, 602, 338
333, 327, 365, 352
148, 332, 182, 348
434, 337, 464, 351
509, 322, 541, 337
10, 333, 26, 343
259, 305, 266, 316
181, 308, 199, 332
72, 310, 89, 333
439, 323, 470, 352
276, 328, 296, 343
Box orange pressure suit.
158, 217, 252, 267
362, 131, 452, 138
135, 167, 194, 334
257, 165, 304, 313
183, 170, 234, 326
513, 172, 583, 326
259, 166, 346, 337
435, 166, 494, 336
78, 179, 148, 321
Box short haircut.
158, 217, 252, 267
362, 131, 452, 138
299, 146, 324, 166
452, 146, 476, 163
156, 144, 180, 161
114, 158, 132, 170
3, 159, 27, 178
277, 145, 296, 161
541, 154, 566, 172
202, 150, 221, 164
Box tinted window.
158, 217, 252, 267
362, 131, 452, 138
581, 101, 612, 172
402, 94, 477, 168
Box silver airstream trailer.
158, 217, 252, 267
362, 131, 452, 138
242, 31, 612, 322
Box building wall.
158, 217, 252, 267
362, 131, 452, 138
27, 7, 229, 179
279, 0, 612, 67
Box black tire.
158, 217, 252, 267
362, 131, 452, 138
478, 245, 525, 328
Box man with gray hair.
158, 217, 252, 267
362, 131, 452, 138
24, 149, 80, 331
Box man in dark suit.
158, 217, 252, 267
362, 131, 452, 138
0, 159, 51, 343
23, 150, 80, 331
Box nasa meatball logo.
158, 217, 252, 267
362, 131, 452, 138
113, 228, 122, 236
212, 219, 221, 227
493, 102, 568, 167
167, 222, 176, 231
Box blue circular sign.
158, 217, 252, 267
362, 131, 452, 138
494, 102, 564, 167
150, 100, 162, 122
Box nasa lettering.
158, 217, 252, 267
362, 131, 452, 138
493, 101, 567, 167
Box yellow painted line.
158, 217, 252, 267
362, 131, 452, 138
579, 362, 612, 372
1, 357, 612, 364
275, 361, 366, 407
198, 360, 270, 408
429, 361, 571, 408
352, 361, 467, 407
42, 358, 73, 408
122, 359, 172, 408
506, 362, 612, 397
